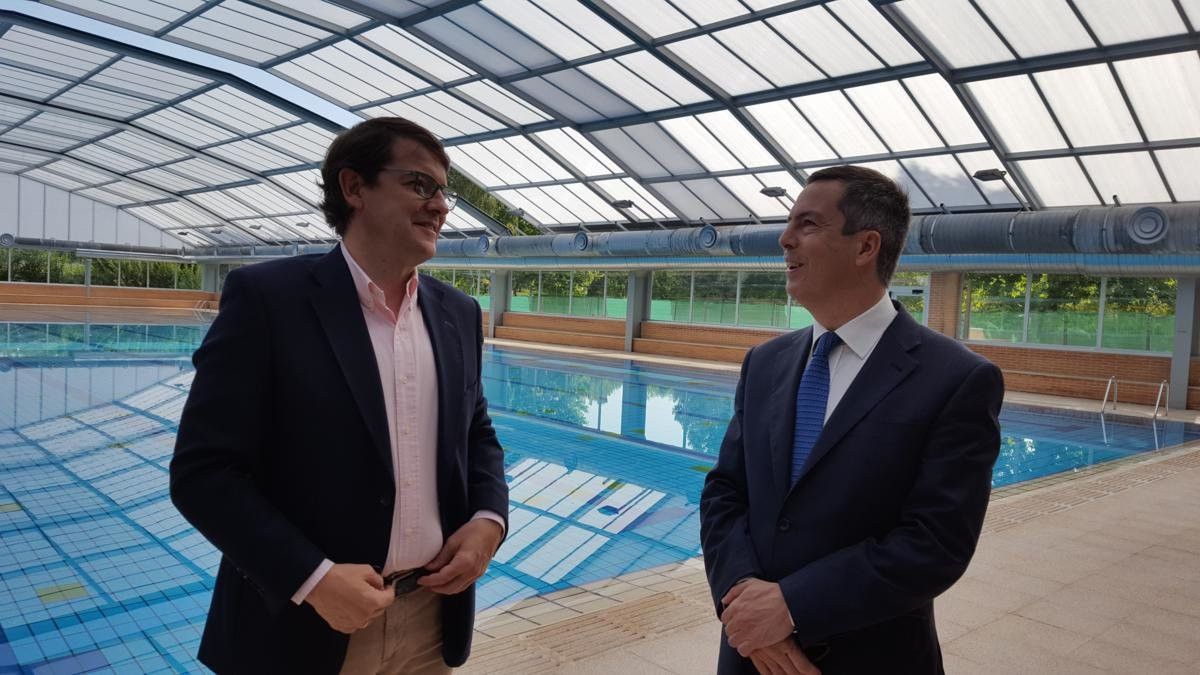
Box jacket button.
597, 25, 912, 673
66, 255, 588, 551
778, 518, 791, 532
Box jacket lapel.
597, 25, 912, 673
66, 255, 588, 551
769, 328, 813, 499
309, 246, 392, 472
792, 307, 921, 487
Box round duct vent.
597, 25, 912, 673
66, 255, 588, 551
571, 231, 588, 251
0, 233, 14, 247
1126, 206, 1168, 245
698, 224, 718, 248
475, 235, 491, 254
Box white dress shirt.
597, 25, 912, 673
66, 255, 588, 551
811, 292, 898, 422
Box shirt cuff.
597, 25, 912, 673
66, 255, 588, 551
291, 558, 334, 605
472, 510, 506, 537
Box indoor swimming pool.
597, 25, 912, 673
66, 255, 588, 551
1, 319, 1197, 673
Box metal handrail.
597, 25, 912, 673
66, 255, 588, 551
1153, 380, 1169, 419
1101, 376, 1117, 413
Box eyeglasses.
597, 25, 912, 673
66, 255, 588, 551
378, 168, 458, 210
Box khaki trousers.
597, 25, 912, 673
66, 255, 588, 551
339, 588, 451, 675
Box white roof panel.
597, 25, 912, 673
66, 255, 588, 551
254, 124, 334, 164
189, 190, 259, 218
896, 0, 1013, 68
453, 80, 551, 126
1115, 53, 1200, 142
102, 179, 171, 203
0, 63, 69, 99
1073, 0, 1187, 44
974, 0, 1094, 58
89, 58, 210, 102
272, 42, 429, 107
1080, 152, 1171, 205
78, 186, 135, 205
129, 166, 206, 192
23, 168, 87, 191
902, 75, 985, 146
561, 183, 624, 221
901, 154, 986, 207
0, 127, 80, 152
0, 27, 114, 78
179, 86, 297, 134
226, 183, 309, 215
853, 160, 933, 209
827, 0, 922, 66
1155, 148, 1200, 200
165, 1, 331, 64
206, 138, 306, 171
955, 150, 1025, 204
42, 0, 203, 33
580, 57, 706, 112
677, 0, 751, 26
599, 0, 693, 38
480, 0, 606, 62
768, 7, 884, 77
1034, 65, 1140, 147
846, 81, 943, 152
420, 7, 559, 74
162, 157, 246, 186
97, 131, 189, 165
360, 26, 475, 84
665, 36, 772, 96
793, 91, 887, 158
534, 128, 622, 177
53, 84, 157, 119
744, 100, 836, 164
592, 178, 673, 220
967, 76, 1065, 152
39, 159, 114, 185
271, 0, 370, 30
718, 173, 793, 218
709, 23, 823, 88
69, 143, 149, 173
367, 92, 503, 139
1017, 157, 1100, 207
136, 108, 239, 147
268, 170, 323, 206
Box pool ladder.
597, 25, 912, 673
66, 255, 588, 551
1153, 380, 1169, 420
1100, 375, 1118, 413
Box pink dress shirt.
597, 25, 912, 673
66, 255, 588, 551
292, 247, 501, 603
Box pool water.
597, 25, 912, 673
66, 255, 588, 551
1, 320, 1196, 673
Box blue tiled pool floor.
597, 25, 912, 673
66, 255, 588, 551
2, 322, 1199, 673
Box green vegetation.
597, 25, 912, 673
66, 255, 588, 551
448, 169, 539, 235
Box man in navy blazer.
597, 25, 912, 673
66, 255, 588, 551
701, 166, 1003, 674
171, 118, 508, 673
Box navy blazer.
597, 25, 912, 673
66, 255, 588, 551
700, 305, 1003, 675
170, 246, 508, 674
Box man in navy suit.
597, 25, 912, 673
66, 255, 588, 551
701, 165, 1003, 674
171, 117, 508, 674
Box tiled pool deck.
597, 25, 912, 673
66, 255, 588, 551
461, 432, 1200, 674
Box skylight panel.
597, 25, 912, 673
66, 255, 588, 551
827, 0, 922, 66
539, 184, 609, 222
534, 128, 622, 177
768, 7, 884, 77
23, 168, 87, 192
481, 0, 600, 62
166, 1, 331, 64
272, 42, 429, 107
846, 81, 942, 152
235, 218, 299, 240
0, 27, 114, 78
40, 159, 114, 186
710, 23, 823, 88
850, 160, 932, 209
1034, 65, 1140, 147
901, 155, 985, 207
0, 127, 79, 152
275, 214, 332, 238
0, 146, 52, 169
1115, 53, 1200, 141
592, 178, 673, 220
453, 81, 551, 126
698, 111, 777, 168
89, 58, 210, 101
97, 131, 189, 165
973, 0, 1094, 58
189, 190, 259, 219
966, 76, 1065, 152
895, 0, 1013, 68
275, 0, 370, 30
254, 124, 335, 164
561, 183, 624, 220
53, 85, 157, 119
492, 189, 556, 225
0, 101, 33, 125
665, 36, 771, 96
207, 139, 306, 172
792, 91, 886, 157
368, 93, 503, 139
589, 127, 671, 178
69, 144, 148, 173
719, 174, 792, 218
687, 177, 755, 220
1016, 158, 1099, 207
419, 6, 559, 75
0, 64, 68, 100
136, 108, 239, 147
1155, 148, 1200, 200
579, 61, 675, 112
103, 180, 171, 203
180, 87, 296, 134
902, 75, 985, 146
955, 151, 1024, 204
652, 182, 721, 221
481, 137, 572, 184
78, 186, 135, 206
268, 170, 323, 206
414, 17, 524, 77
1080, 153, 1170, 205
600, 0, 693, 38
360, 26, 475, 84
676, 0, 749, 26
445, 149, 505, 187
1184, 0, 1200, 26
622, 123, 705, 176
129, 167, 206, 193
1073, 0, 1187, 44
615, 52, 709, 106
162, 157, 246, 187
744, 100, 837, 164
42, 0, 202, 33
151, 199, 220, 227
226, 184, 309, 215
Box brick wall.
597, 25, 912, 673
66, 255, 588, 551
926, 272, 962, 338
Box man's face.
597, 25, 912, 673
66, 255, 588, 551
344, 138, 449, 264
778, 180, 866, 307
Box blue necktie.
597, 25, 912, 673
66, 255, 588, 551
791, 331, 841, 485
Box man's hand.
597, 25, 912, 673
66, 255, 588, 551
419, 519, 503, 595
750, 638, 820, 675
720, 578, 795, 657
305, 563, 394, 634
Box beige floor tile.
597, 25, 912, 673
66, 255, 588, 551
951, 614, 1091, 658
1016, 599, 1122, 637
1068, 638, 1199, 675
556, 651, 674, 674
1122, 607, 1200, 643
1096, 621, 1200, 664
942, 577, 1040, 613
936, 595, 1008, 630
625, 622, 722, 674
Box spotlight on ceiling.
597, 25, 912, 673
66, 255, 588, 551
972, 169, 1007, 182
610, 199, 634, 209
759, 186, 788, 198
294, 221, 310, 228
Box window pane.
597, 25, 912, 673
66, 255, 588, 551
177, 263, 201, 290
1026, 274, 1099, 347
509, 271, 538, 312
119, 261, 147, 288
965, 273, 1026, 342
148, 262, 175, 289
605, 272, 627, 319
476, 272, 491, 310
569, 271, 606, 317
738, 272, 789, 328
0, 248, 8, 281
1102, 277, 1175, 352
650, 271, 691, 321
10, 249, 48, 283
92, 259, 119, 287
48, 251, 85, 284
892, 271, 929, 324
692, 271, 739, 325
539, 272, 571, 314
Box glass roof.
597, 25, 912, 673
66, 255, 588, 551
0, 0, 1195, 246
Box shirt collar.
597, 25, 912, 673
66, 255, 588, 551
811, 292, 897, 359
340, 244, 419, 313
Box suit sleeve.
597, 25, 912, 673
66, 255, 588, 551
170, 269, 326, 613
700, 347, 765, 616
465, 299, 508, 534
778, 360, 1004, 641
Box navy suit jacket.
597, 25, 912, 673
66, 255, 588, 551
170, 246, 508, 674
700, 305, 1003, 675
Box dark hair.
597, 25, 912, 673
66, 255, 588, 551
319, 117, 450, 236
807, 165, 910, 286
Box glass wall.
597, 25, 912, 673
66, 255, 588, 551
510, 271, 538, 312
650, 271, 690, 321
427, 268, 491, 309
963, 273, 1175, 353
506, 271, 628, 319
890, 271, 928, 325
1, 249, 201, 289
650, 270, 806, 329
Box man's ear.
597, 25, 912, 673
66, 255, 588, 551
339, 168, 364, 211
857, 229, 881, 268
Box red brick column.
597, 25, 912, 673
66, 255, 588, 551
925, 272, 963, 338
